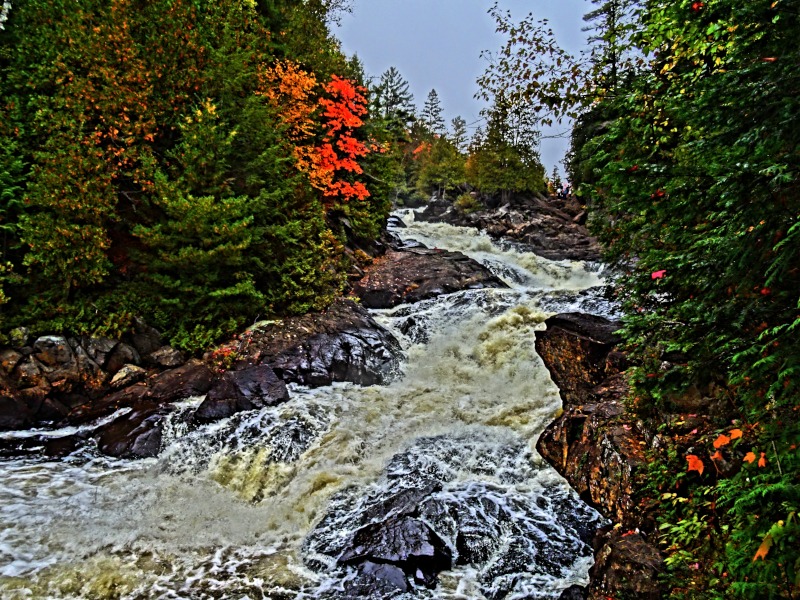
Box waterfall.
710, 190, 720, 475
0, 212, 614, 599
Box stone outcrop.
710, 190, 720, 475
416, 195, 601, 262
232, 299, 403, 387
535, 313, 664, 600
193, 364, 290, 424
0, 299, 404, 459
352, 248, 507, 309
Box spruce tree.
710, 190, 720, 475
373, 66, 415, 128
420, 89, 446, 136
450, 116, 468, 152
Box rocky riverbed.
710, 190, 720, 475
0, 196, 661, 599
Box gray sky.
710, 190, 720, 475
334, 0, 591, 175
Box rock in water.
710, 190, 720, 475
338, 515, 452, 588
193, 364, 289, 423
352, 248, 507, 309
250, 299, 402, 387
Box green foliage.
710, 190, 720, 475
416, 136, 466, 199
466, 98, 546, 203
568, 0, 800, 597
0, 0, 376, 352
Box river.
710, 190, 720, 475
0, 211, 615, 599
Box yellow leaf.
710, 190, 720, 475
753, 533, 773, 562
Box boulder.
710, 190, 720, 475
129, 317, 163, 358
193, 364, 289, 423
588, 529, 663, 600
146, 345, 184, 368
534, 313, 621, 408
0, 348, 23, 376
95, 402, 171, 458
559, 585, 587, 600
244, 299, 402, 387
534, 312, 666, 599
0, 374, 31, 430
83, 336, 119, 370
145, 360, 214, 402
110, 364, 147, 388
352, 248, 507, 309
416, 195, 602, 262
338, 516, 452, 588
105, 342, 141, 375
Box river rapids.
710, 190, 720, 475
0, 212, 615, 599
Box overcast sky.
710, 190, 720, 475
334, 0, 591, 175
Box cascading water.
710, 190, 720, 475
0, 212, 614, 599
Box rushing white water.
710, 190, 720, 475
0, 212, 612, 599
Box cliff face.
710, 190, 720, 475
535, 313, 664, 600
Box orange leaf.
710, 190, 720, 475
744, 452, 757, 463
758, 452, 767, 467
753, 533, 773, 561
713, 434, 731, 449
729, 428, 743, 440
710, 450, 723, 461
686, 454, 704, 475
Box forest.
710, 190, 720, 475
479, 0, 799, 596
1, 0, 798, 598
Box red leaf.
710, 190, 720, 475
686, 454, 704, 475
651, 270, 666, 280
713, 434, 731, 449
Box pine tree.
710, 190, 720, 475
450, 116, 468, 152
582, 0, 638, 94
420, 89, 446, 136
372, 66, 415, 128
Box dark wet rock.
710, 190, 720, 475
193, 365, 289, 423
110, 364, 147, 388
559, 585, 587, 599
338, 515, 452, 588
245, 299, 402, 387
589, 529, 663, 599
146, 345, 184, 368
386, 215, 407, 229
65, 361, 213, 426
0, 430, 87, 459
340, 561, 409, 598
83, 337, 119, 370
0, 374, 31, 430
32, 335, 75, 368
308, 434, 602, 598
105, 342, 141, 375
0, 348, 23, 376
417, 195, 601, 262
95, 402, 171, 458
145, 360, 214, 402
536, 315, 644, 528
535, 312, 666, 598
13, 355, 48, 389
535, 313, 622, 408
129, 317, 163, 358
352, 248, 506, 309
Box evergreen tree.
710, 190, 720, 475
372, 66, 415, 129
450, 116, 468, 152
420, 89, 446, 136
581, 0, 638, 94
466, 98, 545, 203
